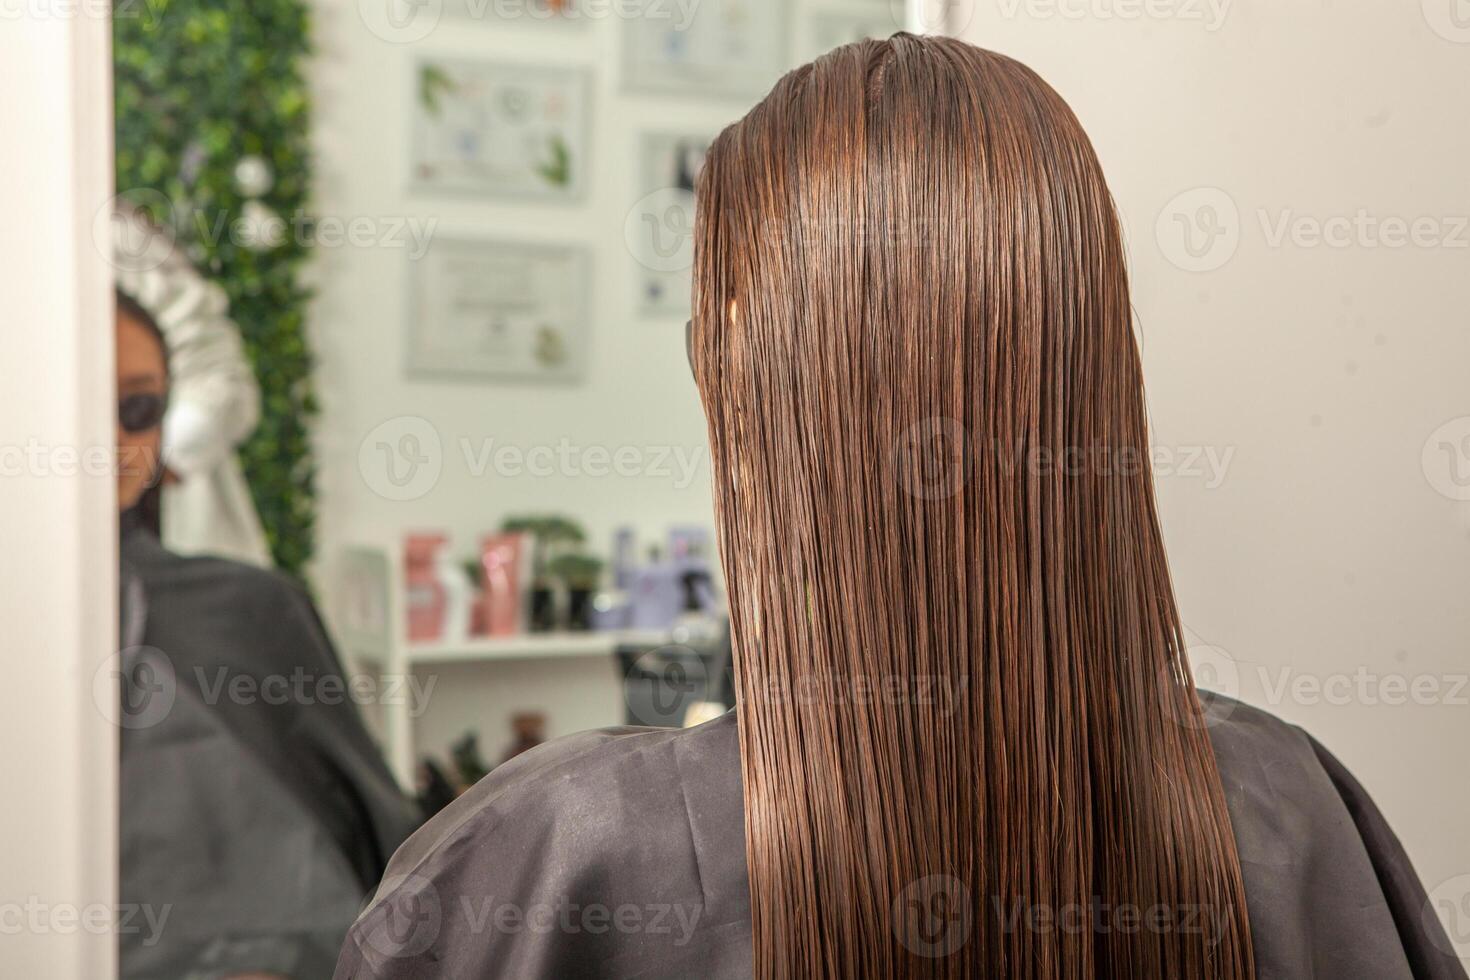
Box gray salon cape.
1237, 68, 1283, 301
120, 516, 421, 979
334, 694, 1465, 979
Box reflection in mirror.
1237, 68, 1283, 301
109, 2, 927, 976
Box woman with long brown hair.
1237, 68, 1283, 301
335, 35, 1464, 980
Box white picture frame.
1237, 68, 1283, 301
406, 237, 592, 383
621, 0, 789, 100
410, 57, 590, 202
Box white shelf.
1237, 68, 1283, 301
335, 543, 687, 787
396, 629, 673, 665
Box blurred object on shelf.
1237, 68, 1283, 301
629, 546, 681, 629
611, 525, 637, 590
502, 712, 547, 765
590, 587, 631, 630
404, 533, 449, 642
501, 514, 587, 632
548, 551, 604, 630
476, 532, 530, 636
450, 731, 491, 791
404, 532, 474, 643
379, 519, 723, 649
415, 758, 457, 819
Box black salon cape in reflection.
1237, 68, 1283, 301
333, 694, 1466, 980
120, 515, 421, 979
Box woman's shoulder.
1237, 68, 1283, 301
393, 710, 740, 868
1201, 692, 1463, 979
336, 711, 750, 979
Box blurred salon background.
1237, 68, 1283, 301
2, 0, 1469, 976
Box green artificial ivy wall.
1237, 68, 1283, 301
113, 0, 317, 576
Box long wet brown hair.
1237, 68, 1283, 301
689, 34, 1254, 979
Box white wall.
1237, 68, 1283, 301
953, 0, 1470, 942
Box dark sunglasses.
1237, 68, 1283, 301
119, 392, 167, 434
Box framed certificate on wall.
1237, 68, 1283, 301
410, 58, 589, 201
406, 237, 591, 383
622, 0, 788, 100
